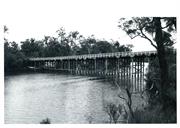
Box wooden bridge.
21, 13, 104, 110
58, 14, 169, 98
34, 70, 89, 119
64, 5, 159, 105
28, 51, 157, 92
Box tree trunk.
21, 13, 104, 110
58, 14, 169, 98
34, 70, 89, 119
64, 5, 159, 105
153, 17, 169, 109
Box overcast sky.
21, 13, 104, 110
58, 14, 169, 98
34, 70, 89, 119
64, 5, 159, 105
2, 0, 178, 52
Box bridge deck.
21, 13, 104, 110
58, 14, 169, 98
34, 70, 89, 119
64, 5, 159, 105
29, 50, 157, 61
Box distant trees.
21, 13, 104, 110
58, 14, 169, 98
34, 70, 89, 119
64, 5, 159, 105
21, 39, 45, 57
19, 28, 132, 58
78, 36, 132, 55
4, 26, 132, 73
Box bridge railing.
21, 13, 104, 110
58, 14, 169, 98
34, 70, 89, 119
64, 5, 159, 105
29, 50, 157, 61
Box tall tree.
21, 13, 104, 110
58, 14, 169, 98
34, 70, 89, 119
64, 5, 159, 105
79, 36, 97, 54
118, 17, 176, 108
67, 31, 83, 55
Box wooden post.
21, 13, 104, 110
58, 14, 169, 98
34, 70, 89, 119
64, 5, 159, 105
134, 59, 137, 92
54, 60, 56, 69
137, 58, 140, 92
34, 61, 36, 68
119, 58, 122, 87
94, 58, 97, 75
75, 59, 77, 75
123, 58, 126, 88
142, 57, 145, 91
139, 58, 142, 91
105, 58, 108, 76
68, 60, 70, 72
125, 58, 129, 89
131, 58, 134, 92
116, 58, 120, 84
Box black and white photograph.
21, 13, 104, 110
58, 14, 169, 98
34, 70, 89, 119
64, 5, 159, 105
1, 0, 179, 126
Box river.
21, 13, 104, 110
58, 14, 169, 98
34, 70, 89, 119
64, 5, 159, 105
5, 73, 120, 124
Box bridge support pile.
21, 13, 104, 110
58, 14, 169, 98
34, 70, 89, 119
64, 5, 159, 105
28, 51, 157, 92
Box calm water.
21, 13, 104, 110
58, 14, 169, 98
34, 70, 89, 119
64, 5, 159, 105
5, 73, 118, 124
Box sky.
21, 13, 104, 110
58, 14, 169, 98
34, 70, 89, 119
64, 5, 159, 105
1, 0, 178, 52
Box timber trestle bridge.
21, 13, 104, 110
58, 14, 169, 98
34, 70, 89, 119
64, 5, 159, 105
28, 51, 157, 92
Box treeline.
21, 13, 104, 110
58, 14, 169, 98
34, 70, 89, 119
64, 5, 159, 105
4, 27, 133, 73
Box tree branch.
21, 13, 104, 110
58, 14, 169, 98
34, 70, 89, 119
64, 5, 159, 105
140, 28, 158, 49
130, 34, 140, 39
118, 95, 128, 101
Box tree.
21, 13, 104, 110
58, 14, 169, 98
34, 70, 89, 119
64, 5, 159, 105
92, 40, 114, 54
4, 41, 26, 73
67, 31, 83, 55
112, 41, 133, 52
4, 26, 27, 73
79, 36, 97, 54
21, 38, 45, 57
78, 36, 133, 55
118, 17, 176, 109
56, 28, 82, 56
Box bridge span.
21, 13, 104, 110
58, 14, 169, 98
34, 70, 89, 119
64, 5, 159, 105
28, 51, 157, 92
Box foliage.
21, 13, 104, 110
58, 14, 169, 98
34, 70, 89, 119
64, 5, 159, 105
20, 28, 132, 58
4, 41, 27, 73
133, 104, 176, 123
118, 17, 176, 48
4, 26, 132, 74
112, 54, 176, 123
145, 48, 176, 122
21, 39, 45, 57
78, 37, 132, 55
118, 17, 176, 110
105, 103, 124, 123
130, 48, 176, 123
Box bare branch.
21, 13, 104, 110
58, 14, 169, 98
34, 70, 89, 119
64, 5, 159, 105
118, 94, 128, 102
130, 20, 157, 49
149, 83, 154, 90
140, 28, 158, 49
129, 34, 140, 39
118, 94, 131, 107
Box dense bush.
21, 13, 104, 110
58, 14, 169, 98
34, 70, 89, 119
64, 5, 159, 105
146, 48, 176, 104
143, 47, 176, 123
108, 48, 176, 123
4, 42, 27, 73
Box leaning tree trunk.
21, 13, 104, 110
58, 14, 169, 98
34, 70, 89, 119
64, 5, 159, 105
153, 17, 169, 109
